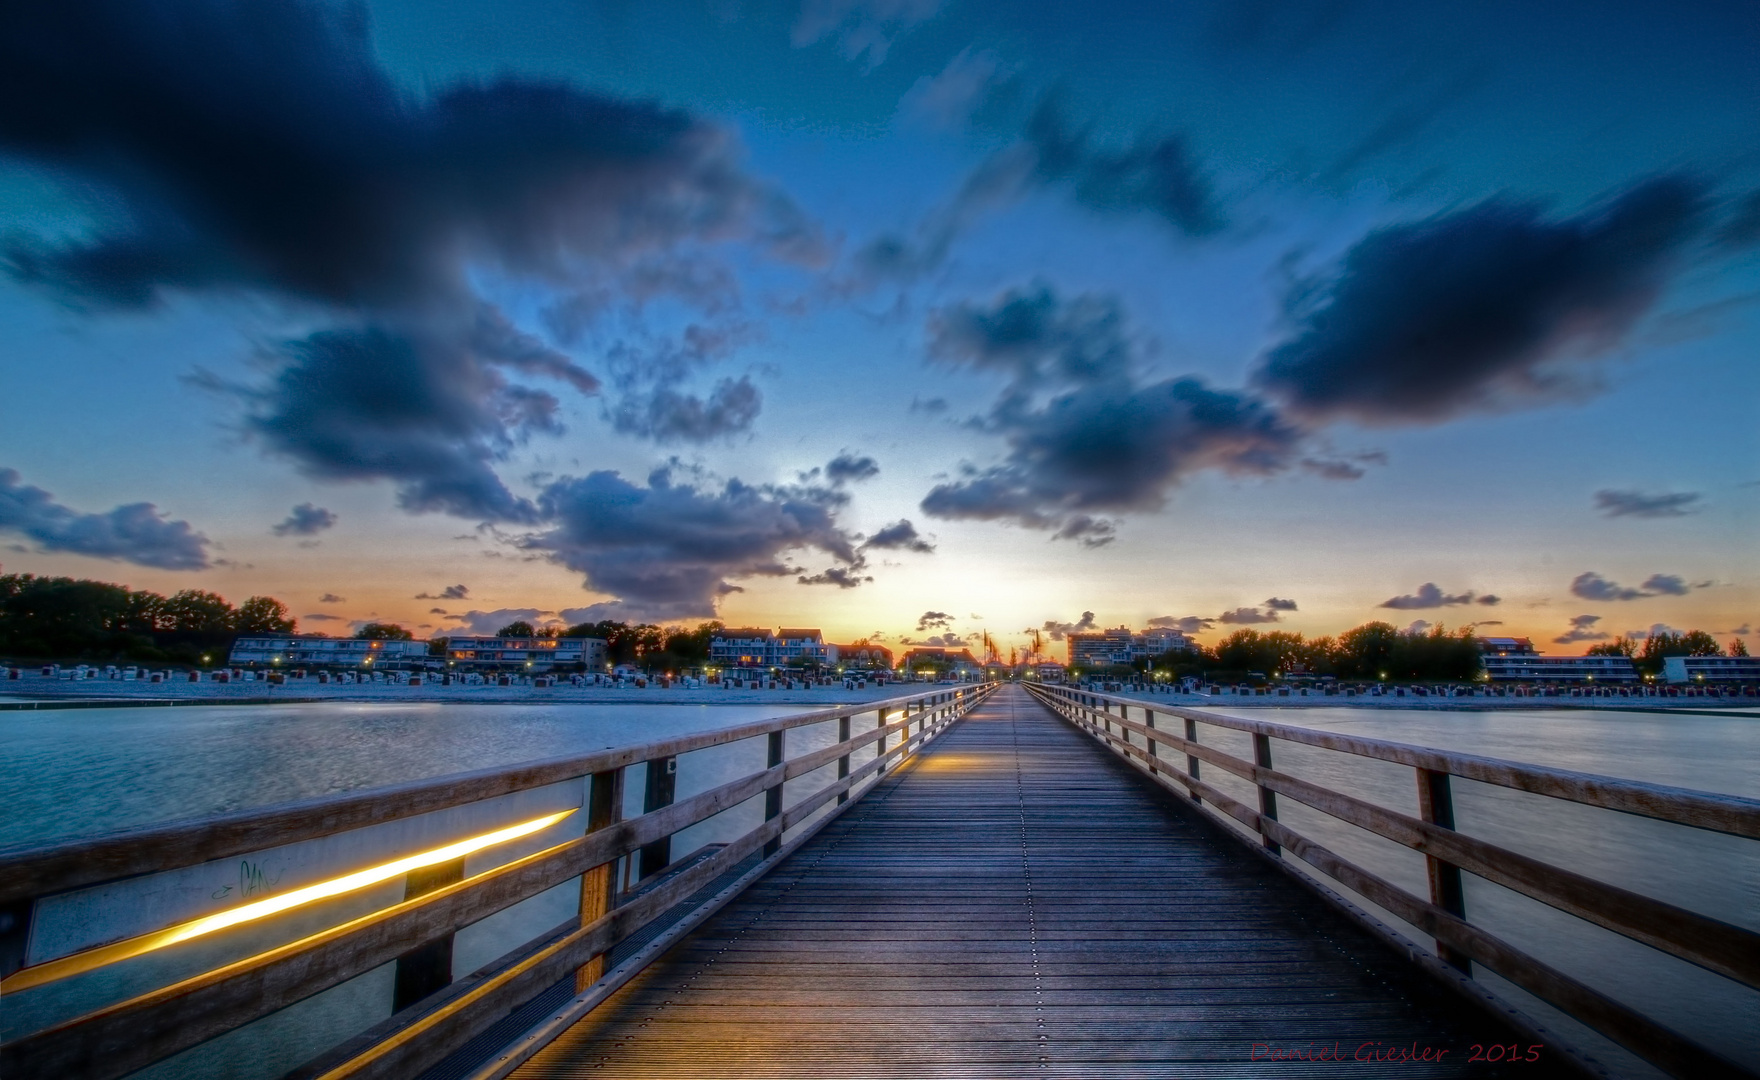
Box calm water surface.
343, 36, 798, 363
0, 701, 821, 849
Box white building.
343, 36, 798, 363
1068, 627, 1195, 668
709, 628, 833, 670
1663, 655, 1760, 684
445, 636, 606, 673
1481, 653, 1638, 684
228, 636, 429, 668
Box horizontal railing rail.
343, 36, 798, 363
0, 683, 995, 1080
1026, 682, 1758, 1080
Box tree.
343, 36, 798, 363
1587, 637, 1638, 658
497, 621, 536, 637
355, 622, 414, 640
1635, 630, 1722, 677
1731, 638, 1750, 657
236, 595, 296, 634
159, 589, 235, 634
1334, 622, 1400, 679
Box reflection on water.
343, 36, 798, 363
1118, 704, 1758, 1078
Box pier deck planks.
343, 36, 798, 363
511, 685, 1573, 1078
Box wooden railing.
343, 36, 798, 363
1026, 682, 1759, 1080
0, 683, 995, 1080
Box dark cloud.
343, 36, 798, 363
1570, 571, 1695, 602
1040, 611, 1097, 640
218, 321, 569, 522
863, 519, 935, 554
920, 376, 1305, 537
917, 610, 954, 631
428, 607, 448, 615
912, 633, 967, 648
272, 503, 337, 536
1554, 614, 1611, 644
851, 97, 1220, 288
791, 0, 942, 69
0, 467, 210, 570
318, 593, 346, 603
928, 283, 1133, 387
1477, 594, 1502, 606
1594, 489, 1702, 519
1018, 98, 1222, 237
798, 566, 872, 588
1641, 573, 1690, 596
825, 453, 881, 485
911, 396, 950, 415
1264, 596, 1299, 611
443, 607, 556, 636
302, 612, 344, 622
609, 377, 762, 444
1255, 176, 1707, 424
1149, 615, 1214, 633
1299, 452, 1388, 480
1379, 583, 1482, 610
0, 0, 811, 310
1051, 515, 1116, 548
3, 0, 819, 528
416, 585, 470, 600
1219, 606, 1282, 625
921, 284, 1310, 540
525, 467, 861, 621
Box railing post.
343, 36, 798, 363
0, 899, 32, 982
637, 755, 677, 881
1143, 708, 1156, 771
763, 731, 785, 857
1184, 717, 1201, 805
836, 713, 852, 805
1252, 733, 1279, 855
576, 766, 625, 991
392, 855, 465, 1010
876, 707, 890, 774
1417, 767, 1472, 973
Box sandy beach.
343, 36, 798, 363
2, 672, 1751, 713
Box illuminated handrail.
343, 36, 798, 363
1026, 682, 1758, 1080
0, 683, 997, 1080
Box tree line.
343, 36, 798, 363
1135, 623, 1487, 683
1130, 622, 1747, 684
0, 573, 296, 664
1586, 630, 1743, 677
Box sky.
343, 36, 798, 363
0, 0, 1755, 656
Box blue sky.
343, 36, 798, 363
0, 0, 1754, 653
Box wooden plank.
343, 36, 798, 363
504, 686, 1590, 1080
321, 689, 992, 1080
1049, 691, 1760, 989
1034, 685, 1754, 1080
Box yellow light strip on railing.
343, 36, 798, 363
1, 808, 576, 994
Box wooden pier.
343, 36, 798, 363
1, 682, 1754, 1080
502, 685, 1558, 1078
